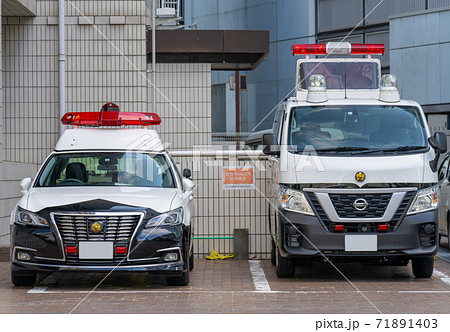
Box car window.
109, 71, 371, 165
438, 156, 450, 181
272, 107, 284, 143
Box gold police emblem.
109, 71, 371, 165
90, 221, 103, 233
355, 171, 366, 182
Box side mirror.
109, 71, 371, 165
20, 178, 32, 195
182, 178, 195, 192
183, 168, 192, 179
262, 134, 280, 156
434, 132, 447, 153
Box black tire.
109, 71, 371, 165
270, 238, 276, 266
167, 255, 190, 286
275, 247, 295, 278
189, 246, 194, 271
11, 271, 37, 287
411, 257, 434, 278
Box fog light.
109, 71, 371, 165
17, 252, 31, 261
164, 253, 178, 262
422, 223, 435, 234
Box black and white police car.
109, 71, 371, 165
10, 103, 195, 286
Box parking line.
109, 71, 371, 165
433, 270, 450, 286
249, 260, 271, 292
27, 287, 47, 293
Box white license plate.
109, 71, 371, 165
345, 235, 377, 252
78, 241, 114, 259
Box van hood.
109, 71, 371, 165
20, 187, 181, 213
279, 152, 435, 186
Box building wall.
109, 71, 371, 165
390, 8, 450, 107
185, 0, 316, 132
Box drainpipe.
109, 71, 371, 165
152, 0, 156, 113
59, 0, 66, 135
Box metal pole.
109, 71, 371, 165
152, 0, 156, 113
59, 0, 66, 135
235, 70, 240, 149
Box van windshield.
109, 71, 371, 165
299, 62, 378, 89
35, 152, 176, 188
288, 105, 428, 155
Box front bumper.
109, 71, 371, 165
10, 221, 189, 274
277, 209, 439, 259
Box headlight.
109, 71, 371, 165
279, 188, 314, 215
145, 207, 183, 228
407, 186, 438, 215
16, 207, 48, 226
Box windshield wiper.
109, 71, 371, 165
352, 146, 427, 155
313, 147, 371, 153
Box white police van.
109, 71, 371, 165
10, 103, 195, 286
257, 43, 447, 278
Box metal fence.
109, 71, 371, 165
171, 151, 271, 259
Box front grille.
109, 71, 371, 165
306, 191, 415, 233
53, 213, 142, 245
329, 193, 392, 218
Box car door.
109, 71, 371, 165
438, 155, 450, 235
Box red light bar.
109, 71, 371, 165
378, 224, 389, 231
292, 43, 384, 55
292, 44, 326, 55
61, 111, 161, 126
115, 246, 127, 255
351, 43, 384, 55
65, 246, 77, 254
334, 225, 344, 232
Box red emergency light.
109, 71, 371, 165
61, 103, 161, 127
65, 246, 77, 254
334, 225, 344, 232
351, 43, 385, 55
292, 43, 385, 55
115, 246, 127, 255
292, 44, 327, 55
378, 224, 389, 231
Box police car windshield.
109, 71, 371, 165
288, 105, 428, 155
35, 152, 176, 188
299, 62, 378, 89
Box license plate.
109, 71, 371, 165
345, 235, 377, 252
78, 241, 114, 259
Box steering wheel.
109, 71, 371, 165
59, 178, 84, 184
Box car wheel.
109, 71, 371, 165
270, 238, 276, 266
189, 245, 194, 271
411, 257, 434, 278
167, 254, 190, 286
11, 271, 37, 287
275, 247, 295, 278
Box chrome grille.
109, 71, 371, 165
53, 213, 142, 245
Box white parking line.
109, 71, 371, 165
27, 287, 47, 293
433, 270, 450, 286
249, 260, 271, 292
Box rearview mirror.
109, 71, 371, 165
434, 132, 447, 153
20, 178, 32, 195
262, 134, 280, 156
182, 178, 195, 192
183, 168, 192, 179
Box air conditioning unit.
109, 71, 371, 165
156, 7, 176, 18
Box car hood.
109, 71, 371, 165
20, 186, 181, 213
279, 152, 433, 186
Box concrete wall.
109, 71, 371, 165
185, 0, 316, 132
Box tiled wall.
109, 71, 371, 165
152, 63, 212, 150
